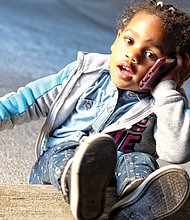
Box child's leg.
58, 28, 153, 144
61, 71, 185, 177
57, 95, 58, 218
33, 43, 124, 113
109, 152, 190, 220
61, 134, 117, 220
29, 141, 78, 190
116, 152, 159, 198
30, 134, 117, 220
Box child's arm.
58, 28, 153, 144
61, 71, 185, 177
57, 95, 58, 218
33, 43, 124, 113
152, 80, 190, 163
0, 61, 77, 131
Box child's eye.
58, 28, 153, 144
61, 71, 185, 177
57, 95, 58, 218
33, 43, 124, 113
124, 38, 133, 45
145, 51, 157, 61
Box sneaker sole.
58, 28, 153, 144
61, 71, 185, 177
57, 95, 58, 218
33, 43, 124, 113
70, 134, 117, 220
109, 165, 190, 220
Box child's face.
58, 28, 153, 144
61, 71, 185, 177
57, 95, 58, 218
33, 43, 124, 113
110, 12, 174, 92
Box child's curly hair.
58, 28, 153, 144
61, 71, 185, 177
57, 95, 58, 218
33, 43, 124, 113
116, 0, 190, 57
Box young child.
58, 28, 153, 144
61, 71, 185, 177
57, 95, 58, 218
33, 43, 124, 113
1, 0, 190, 219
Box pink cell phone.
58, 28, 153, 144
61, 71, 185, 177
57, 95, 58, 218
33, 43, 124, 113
139, 57, 176, 90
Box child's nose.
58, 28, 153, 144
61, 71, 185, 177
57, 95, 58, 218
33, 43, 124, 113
125, 52, 139, 64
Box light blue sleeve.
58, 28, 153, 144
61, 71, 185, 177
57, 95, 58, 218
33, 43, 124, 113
0, 61, 77, 127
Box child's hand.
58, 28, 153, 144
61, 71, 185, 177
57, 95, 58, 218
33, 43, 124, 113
176, 54, 190, 89
161, 54, 190, 89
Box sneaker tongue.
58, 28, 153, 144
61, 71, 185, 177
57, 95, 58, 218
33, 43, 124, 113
120, 178, 144, 199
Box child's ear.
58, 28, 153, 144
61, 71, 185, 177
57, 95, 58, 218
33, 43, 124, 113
116, 29, 123, 38
111, 29, 123, 51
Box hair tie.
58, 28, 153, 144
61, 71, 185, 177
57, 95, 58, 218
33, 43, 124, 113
122, 18, 127, 25
157, 1, 164, 7
168, 6, 175, 14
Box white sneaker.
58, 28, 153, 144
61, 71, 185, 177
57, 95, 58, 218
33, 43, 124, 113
61, 133, 117, 220
109, 165, 190, 220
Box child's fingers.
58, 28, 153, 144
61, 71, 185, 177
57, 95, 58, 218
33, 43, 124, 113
177, 54, 190, 88
181, 54, 190, 75
181, 54, 190, 80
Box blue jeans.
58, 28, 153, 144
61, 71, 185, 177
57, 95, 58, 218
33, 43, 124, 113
116, 152, 159, 197
29, 141, 77, 190
29, 141, 159, 195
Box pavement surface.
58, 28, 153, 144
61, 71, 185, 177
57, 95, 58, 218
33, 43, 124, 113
0, 0, 190, 185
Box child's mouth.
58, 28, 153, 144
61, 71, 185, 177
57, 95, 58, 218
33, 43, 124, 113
118, 65, 133, 79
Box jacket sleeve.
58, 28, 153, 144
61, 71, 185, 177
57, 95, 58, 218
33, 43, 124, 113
152, 80, 190, 163
0, 61, 77, 131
